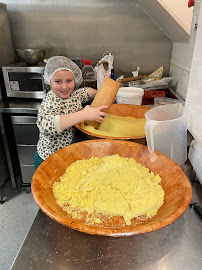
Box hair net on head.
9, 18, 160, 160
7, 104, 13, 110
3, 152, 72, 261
43, 56, 83, 88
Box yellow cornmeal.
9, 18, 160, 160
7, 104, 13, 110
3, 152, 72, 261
82, 114, 146, 137
53, 155, 164, 226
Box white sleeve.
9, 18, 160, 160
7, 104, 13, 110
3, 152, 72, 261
53, 115, 62, 132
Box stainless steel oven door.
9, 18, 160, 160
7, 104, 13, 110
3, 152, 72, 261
2, 66, 46, 99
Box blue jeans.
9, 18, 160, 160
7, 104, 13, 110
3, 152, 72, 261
34, 151, 44, 169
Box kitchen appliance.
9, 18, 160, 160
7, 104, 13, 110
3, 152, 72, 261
2, 62, 46, 99
2, 59, 81, 99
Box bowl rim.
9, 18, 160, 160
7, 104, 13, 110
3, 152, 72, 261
15, 48, 46, 52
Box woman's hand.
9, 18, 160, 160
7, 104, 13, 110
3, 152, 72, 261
83, 105, 108, 123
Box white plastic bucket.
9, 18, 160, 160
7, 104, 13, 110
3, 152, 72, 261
144, 104, 188, 166
116, 87, 144, 105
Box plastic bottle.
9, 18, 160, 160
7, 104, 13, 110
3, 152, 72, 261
80, 59, 97, 89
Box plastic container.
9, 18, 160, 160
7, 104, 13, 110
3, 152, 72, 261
80, 59, 97, 89
116, 87, 144, 105
188, 140, 202, 185
144, 104, 187, 166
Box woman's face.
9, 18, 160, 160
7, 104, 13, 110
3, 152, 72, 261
50, 70, 75, 99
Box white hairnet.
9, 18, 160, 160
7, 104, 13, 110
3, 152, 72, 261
43, 56, 83, 88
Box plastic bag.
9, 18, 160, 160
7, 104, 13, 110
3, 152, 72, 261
141, 66, 163, 84
128, 77, 174, 90
141, 77, 174, 89
94, 51, 114, 89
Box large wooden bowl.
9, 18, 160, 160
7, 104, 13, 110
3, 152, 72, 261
32, 140, 192, 237
75, 104, 151, 143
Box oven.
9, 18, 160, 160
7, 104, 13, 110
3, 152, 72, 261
2, 62, 46, 99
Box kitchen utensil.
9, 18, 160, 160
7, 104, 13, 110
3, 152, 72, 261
118, 75, 146, 83
144, 104, 187, 166
31, 139, 192, 236
84, 78, 121, 129
15, 49, 46, 65
75, 103, 151, 143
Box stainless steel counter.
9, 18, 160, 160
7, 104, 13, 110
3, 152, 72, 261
11, 179, 202, 270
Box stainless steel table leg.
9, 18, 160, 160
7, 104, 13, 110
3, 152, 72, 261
0, 113, 17, 191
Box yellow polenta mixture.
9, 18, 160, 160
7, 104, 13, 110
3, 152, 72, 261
82, 114, 146, 137
53, 155, 164, 226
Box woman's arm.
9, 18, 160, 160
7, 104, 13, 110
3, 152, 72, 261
60, 105, 108, 131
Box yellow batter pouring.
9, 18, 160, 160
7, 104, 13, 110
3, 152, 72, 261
81, 114, 146, 137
